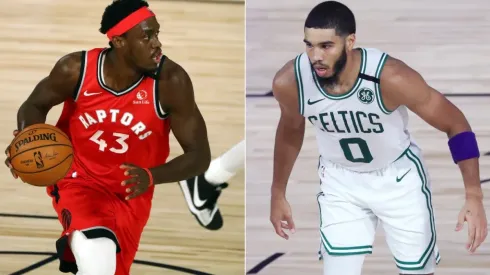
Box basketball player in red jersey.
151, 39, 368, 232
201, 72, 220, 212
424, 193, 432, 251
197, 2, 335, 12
4, 0, 212, 274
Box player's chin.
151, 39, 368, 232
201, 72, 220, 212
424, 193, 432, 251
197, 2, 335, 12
141, 62, 159, 73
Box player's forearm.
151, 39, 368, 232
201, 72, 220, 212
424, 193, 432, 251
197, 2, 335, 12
149, 150, 211, 184
457, 158, 483, 199
17, 101, 49, 130
271, 118, 305, 198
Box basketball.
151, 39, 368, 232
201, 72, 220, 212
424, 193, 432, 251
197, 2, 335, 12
9, 123, 73, 187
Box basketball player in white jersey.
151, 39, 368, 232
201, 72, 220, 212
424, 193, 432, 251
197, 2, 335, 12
269, 1, 487, 275
179, 140, 244, 230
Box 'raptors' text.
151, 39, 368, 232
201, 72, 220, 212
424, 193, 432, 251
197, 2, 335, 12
78, 109, 152, 140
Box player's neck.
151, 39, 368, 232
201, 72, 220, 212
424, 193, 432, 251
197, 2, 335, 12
321, 49, 360, 94
103, 49, 143, 89
335, 49, 361, 88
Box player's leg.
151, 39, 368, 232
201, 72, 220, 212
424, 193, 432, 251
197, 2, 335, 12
317, 161, 378, 275
48, 181, 121, 275
70, 230, 117, 275
113, 196, 153, 275
205, 139, 244, 184
179, 139, 244, 230
374, 146, 440, 275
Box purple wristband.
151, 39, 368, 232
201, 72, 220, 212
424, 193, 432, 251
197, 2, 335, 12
448, 131, 480, 163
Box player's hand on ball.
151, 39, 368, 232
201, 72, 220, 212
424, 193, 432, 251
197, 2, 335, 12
120, 163, 153, 200
4, 130, 19, 179
270, 195, 296, 240
455, 195, 488, 253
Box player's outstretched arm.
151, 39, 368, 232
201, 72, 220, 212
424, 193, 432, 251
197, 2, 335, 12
149, 58, 211, 184
16, 52, 83, 130
270, 60, 306, 239
379, 56, 487, 253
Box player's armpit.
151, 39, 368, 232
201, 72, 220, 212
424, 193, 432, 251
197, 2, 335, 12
148, 59, 211, 184
17, 51, 83, 130
380, 57, 471, 137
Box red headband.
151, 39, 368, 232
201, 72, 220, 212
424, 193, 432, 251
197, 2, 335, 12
106, 7, 155, 40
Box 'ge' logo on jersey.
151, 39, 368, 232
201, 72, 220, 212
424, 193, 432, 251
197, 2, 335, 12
357, 88, 375, 104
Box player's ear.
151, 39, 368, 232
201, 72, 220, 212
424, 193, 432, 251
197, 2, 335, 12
111, 36, 126, 48
345, 33, 356, 51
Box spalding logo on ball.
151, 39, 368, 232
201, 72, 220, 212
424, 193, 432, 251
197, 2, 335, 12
9, 123, 73, 187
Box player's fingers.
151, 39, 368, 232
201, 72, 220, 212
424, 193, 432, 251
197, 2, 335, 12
471, 216, 488, 253
482, 223, 488, 242
125, 187, 145, 200
125, 168, 142, 177
10, 168, 18, 179
12, 130, 18, 136
471, 224, 482, 253
467, 219, 476, 251
272, 220, 288, 240
4, 158, 17, 179
455, 209, 466, 231
4, 157, 10, 168
125, 185, 137, 194
4, 145, 10, 157
121, 177, 138, 186
120, 163, 137, 170
280, 221, 290, 229
285, 215, 296, 233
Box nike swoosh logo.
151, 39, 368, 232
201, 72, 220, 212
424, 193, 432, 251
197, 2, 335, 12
193, 177, 207, 208
396, 169, 411, 182
307, 98, 325, 105
84, 91, 102, 96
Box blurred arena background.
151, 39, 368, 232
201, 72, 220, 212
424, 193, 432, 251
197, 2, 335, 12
0, 0, 244, 274
246, 0, 490, 274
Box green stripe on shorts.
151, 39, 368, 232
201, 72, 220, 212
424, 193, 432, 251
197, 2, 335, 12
316, 193, 373, 256
394, 149, 437, 270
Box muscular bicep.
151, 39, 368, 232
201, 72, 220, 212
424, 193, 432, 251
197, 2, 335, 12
381, 58, 469, 135
24, 52, 83, 112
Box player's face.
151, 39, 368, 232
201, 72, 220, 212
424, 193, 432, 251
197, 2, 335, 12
123, 17, 163, 73
304, 28, 348, 81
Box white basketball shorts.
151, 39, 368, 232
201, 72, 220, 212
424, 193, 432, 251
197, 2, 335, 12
316, 144, 441, 274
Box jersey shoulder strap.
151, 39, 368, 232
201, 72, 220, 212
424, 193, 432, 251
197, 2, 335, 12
358, 48, 388, 83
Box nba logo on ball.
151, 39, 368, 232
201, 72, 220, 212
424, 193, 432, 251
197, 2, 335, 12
133, 90, 149, 104
33, 151, 44, 169
357, 88, 374, 104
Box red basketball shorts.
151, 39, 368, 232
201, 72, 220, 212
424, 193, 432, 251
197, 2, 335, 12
47, 178, 153, 275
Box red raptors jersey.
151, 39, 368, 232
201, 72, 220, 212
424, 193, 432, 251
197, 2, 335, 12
53, 48, 171, 196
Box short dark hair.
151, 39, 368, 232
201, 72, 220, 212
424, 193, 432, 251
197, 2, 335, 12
304, 1, 356, 37
99, 0, 150, 34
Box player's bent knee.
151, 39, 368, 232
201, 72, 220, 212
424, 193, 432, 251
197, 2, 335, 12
322, 253, 366, 275
70, 230, 117, 275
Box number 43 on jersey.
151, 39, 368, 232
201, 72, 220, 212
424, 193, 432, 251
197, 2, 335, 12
90, 130, 129, 154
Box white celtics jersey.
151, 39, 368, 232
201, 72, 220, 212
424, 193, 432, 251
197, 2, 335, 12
295, 48, 412, 172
